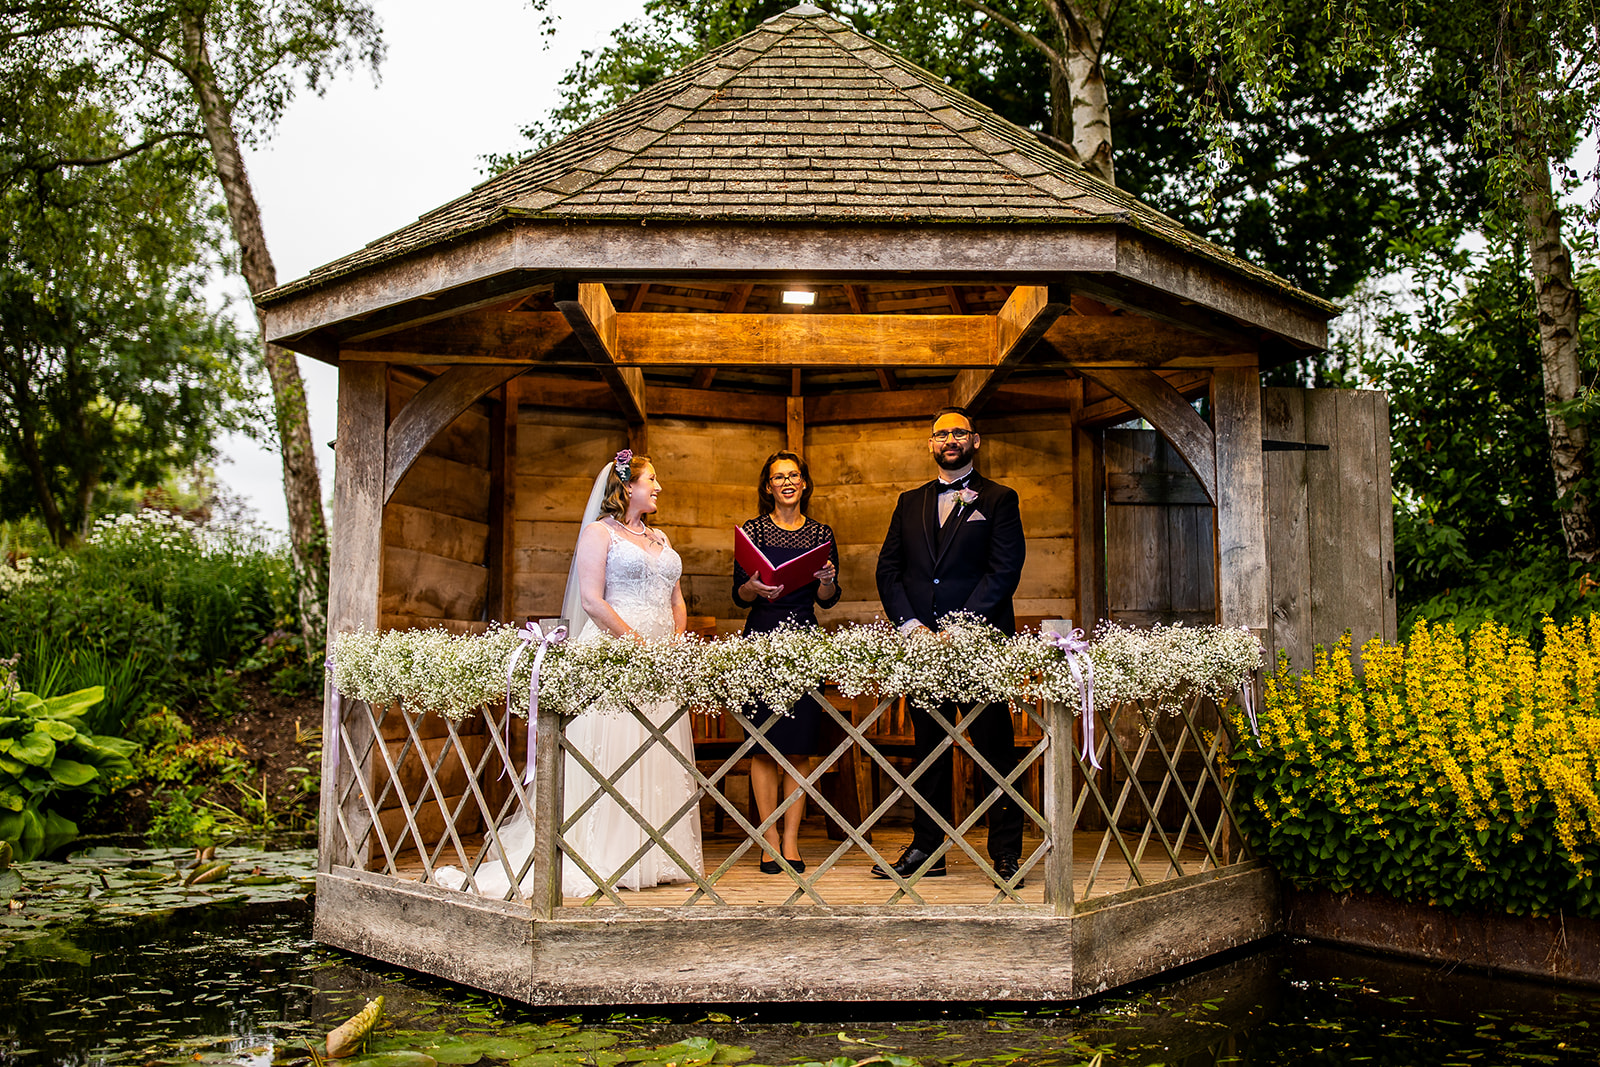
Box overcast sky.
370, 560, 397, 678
217, 0, 646, 531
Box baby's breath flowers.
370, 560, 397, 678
329, 615, 1262, 724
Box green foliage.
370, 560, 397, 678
0, 511, 308, 730
1354, 238, 1600, 639
0, 682, 137, 861
0, 96, 258, 545
1229, 622, 1600, 919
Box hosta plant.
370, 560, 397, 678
0, 684, 138, 860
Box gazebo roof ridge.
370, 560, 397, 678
260, 3, 1335, 317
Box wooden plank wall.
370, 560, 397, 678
381, 374, 493, 633
510, 410, 782, 631
510, 406, 1076, 632
1104, 430, 1218, 628
1262, 387, 1396, 671
806, 411, 1077, 629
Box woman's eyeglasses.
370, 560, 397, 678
769, 473, 804, 485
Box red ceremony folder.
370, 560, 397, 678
734, 525, 834, 591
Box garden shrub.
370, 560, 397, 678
0, 681, 138, 860
1229, 618, 1600, 918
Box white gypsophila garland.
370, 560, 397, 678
328, 613, 1263, 724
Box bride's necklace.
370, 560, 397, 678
615, 516, 649, 536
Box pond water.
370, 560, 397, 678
2, 847, 1595, 1067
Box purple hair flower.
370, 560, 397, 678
614, 449, 633, 479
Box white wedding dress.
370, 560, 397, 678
435, 473, 703, 901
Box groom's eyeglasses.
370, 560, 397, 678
930, 429, 973, 442
769, 473, 804, 485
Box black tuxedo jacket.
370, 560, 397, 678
875, 470, 1025, 636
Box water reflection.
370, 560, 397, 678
1, 906, 1595, 1066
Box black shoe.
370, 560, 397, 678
871, 845, 947, 880
992, 855, 1024, 888
783, 857, 806, 873
760, 858, 781, 875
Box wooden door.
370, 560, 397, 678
1104, 429, 1217, 628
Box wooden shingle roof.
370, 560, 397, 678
261, 3, 1331, 313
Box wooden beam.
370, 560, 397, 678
876, 369, 898, 391
627, 283, 651, 311
336, 279, 555, 346
342, 310, 578, 362
512, 374, 787, 425
1077, 368, 1217, 504
1074, 425, 1107, 632
1211, 366, 1268, 630
486, 385, 516, 624
806, 387, 948, 425
844, 285, 866, 313
555, 282, 647, 426
950, 283, 1070, 411
690, 367, 718, 389
615, 312, 996, 366
787, 396, 805, 453
384, 364, 526, 504
1037, 315, 1252, 368
726, 283, 754, 314
944, 285, 966, 314
1076, 370, 1208, 426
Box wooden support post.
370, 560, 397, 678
787, 396, 805, 455
486, 382, 517, 624
1211, 366, 1268, 630
323, 360, 387, 873
1074, 424, 1107, 632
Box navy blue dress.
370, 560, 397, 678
732, 515, 841, 755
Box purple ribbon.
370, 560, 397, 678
324, 655, 341, 771
1238, 669, 1261, 742
504, 621, 568, 785
1042, 629, 1102, 770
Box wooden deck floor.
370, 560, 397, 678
392, 825, 1212, 908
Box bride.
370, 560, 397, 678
437, 450, 704, 899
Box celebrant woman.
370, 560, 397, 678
436, 450, 703, 900
732, 450, 840, 874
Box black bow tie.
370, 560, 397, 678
939, 475, 973, 494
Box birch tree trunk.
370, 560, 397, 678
181, 13, 330, 646
1516, 126, 1596, 561
1049, 0, 1114, 185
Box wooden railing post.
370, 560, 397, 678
528, 706, 566, 919
1045, 697, 1076, 915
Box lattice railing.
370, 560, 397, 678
321, 687, 1254, 912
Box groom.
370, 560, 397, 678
874, 407, 1027, 886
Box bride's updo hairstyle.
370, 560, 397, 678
756, 450, 813, 516
600, 449, 654, 520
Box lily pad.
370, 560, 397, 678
619, 1037, 719, 1066
341, 1053, 439, 1067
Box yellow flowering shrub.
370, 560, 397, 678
1227, 618, 1600, 918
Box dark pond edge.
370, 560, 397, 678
1285, 885, 1599, 988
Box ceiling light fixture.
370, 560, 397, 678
781, 289, 816, 306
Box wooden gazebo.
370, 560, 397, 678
260, 3, 1393, 1004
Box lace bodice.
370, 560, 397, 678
601, 527, 682, 640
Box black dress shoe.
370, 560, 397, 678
783, 857, 806, 873
871, 845, 947, 880
992, 855, 1024, 888
760, 858, 781, 875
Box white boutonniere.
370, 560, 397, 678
956, 487, 979, 508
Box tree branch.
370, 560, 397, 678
18, 130, 206, 175
955, 0, 1064, 67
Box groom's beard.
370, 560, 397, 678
935, 443, 975, 471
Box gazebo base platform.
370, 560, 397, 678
313, 827, 1279, 1004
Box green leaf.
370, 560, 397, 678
0, 789, 23, 812
48, 760, 97, 787
35, 720, 77, 742
6, 731, 55, 767
40, 687, 104, 720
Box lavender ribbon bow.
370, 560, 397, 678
1238, 669, 1261, 742
1042, 629, 1102, 770
505, 621, 568, 785
324, 655, 341, 771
